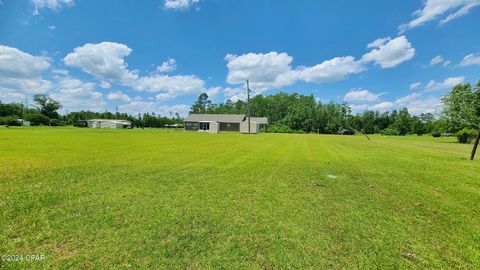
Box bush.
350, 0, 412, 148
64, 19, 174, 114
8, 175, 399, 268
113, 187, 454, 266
73, 120, 89, 127
49, 119, 65, 126
456, 128, 477, 144
268, 124, 296, 133
432, 132, 441, 138
0, 116, 21, 126
27, 113, 50, 126
380, 128, 400, 136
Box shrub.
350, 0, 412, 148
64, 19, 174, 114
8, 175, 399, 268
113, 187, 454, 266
49, 119, 65, 126
456, 128, 477, 144
27, 113, 50, 126
0, 116, 21, 126
73, 120, 89, 127
432, 132, 441, 138
268, 124, 296, 133
380, 128, 400, 136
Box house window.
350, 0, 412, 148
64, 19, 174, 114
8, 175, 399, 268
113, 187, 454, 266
199, 122, 210, 130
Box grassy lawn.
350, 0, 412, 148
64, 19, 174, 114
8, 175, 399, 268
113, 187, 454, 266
1, 127, 479, 269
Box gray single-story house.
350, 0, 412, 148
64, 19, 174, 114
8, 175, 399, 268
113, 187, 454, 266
184, 114, 268, 134
87, 119, 132, 129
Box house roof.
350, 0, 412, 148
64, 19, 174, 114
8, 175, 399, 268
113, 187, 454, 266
185, 114, 246, 123
248, 117, 269, 125
89, 119, 132, 124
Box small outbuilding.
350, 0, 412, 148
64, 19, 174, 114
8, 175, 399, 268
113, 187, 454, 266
184, 114, 268, 134
87, 119, 132, 129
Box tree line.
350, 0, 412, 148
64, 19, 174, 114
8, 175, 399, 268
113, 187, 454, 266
190, 81, 480, 138
0, 94, 183, 128
1, 81, 479, 141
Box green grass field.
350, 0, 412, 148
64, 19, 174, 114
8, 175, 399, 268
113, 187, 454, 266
1, 127, 479, 269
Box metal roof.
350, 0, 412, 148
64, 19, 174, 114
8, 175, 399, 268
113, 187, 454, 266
88, 119, 132, 124
248, 117, 269, 125
185, 114, 246, 123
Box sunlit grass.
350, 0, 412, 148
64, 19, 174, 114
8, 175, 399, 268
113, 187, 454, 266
1, 127, 479, 269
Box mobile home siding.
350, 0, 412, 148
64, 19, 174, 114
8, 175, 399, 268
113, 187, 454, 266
240, 121, 260, 134
219, 123, 240, 132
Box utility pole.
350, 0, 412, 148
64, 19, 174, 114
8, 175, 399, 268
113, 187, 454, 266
246, 80, 251, 134
115, 106, 118, 120
23, 97, 28, 126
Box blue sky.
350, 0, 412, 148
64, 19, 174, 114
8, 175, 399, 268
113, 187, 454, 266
1, 0, 480, 116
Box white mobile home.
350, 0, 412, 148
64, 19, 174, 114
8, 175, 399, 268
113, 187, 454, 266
87, 119, 132, 129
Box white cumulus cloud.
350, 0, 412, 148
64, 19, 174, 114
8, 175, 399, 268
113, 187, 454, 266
157, 58, 177, 73
370, 102, 396, 111
430, 55, 445, 65
366, 37, 391, 49
225, 37, 415, 92
99, 81, 111, 89
32, 0, 74, 14
135, 74, 205, 99
64, 42, 206, 101
164, 0, 200, 10
64, 42, 139, 84
51, 77, 106, 112
205, 86, 221, 98
409, 82, 422, 89
350, 91, 443, 115
458, 53, 480, 67
361, 36, 415, 69
225, 52, 364, 91
394, 92, 421, 105
225, 52, 298, 90
425, 76, 465, 91
222, 86, 250, 102
405, 96, 443, 115
343, 89, 383, 102
107, 91, 131, 102
157, 104, 191, 117
297, 56, 365, 83
399, 0, 480, 33
0, 44, 52, 102
119, 101, 190, 117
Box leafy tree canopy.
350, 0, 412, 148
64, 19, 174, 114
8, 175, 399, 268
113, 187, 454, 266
33, 94, 62, 119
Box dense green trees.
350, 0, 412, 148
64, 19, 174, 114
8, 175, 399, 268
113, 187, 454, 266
0, 96, 182, 128
188, 81, 479, 136
0, 102, 26, 117
190, 93, 211, 114
27, 113, 51, 126
442, 82, 480, 131
0, 116, 21, 126
190, 92, 437, 135
0, 95, 62, 126
2, 81, 479, 137
61, 111, 182, 128
33, 94, 62, 119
